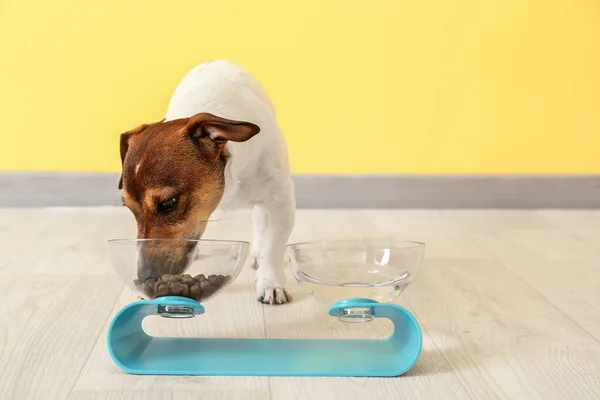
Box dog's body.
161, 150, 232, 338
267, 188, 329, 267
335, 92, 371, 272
165, 61, 292, 211
119, 60, 295, 304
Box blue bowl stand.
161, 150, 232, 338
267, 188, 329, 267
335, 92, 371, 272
107, 296, 422, 377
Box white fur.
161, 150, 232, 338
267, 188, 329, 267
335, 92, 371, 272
164, 60, 295, 304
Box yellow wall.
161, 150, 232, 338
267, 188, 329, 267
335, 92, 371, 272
1, 0, 599, 174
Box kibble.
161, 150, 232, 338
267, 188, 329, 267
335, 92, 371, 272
134, 273, 230, 301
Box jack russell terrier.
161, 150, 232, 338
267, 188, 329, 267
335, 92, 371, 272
118, 60, 295, 305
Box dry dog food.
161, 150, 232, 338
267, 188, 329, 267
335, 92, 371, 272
134, 273, 231, 301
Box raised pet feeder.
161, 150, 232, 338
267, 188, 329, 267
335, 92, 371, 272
107, 239, 424, 376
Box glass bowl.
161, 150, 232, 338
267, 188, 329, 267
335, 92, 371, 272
286, 240, 425, 305
108, 239, 248, 302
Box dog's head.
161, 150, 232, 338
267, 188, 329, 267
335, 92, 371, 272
118, 112, 260, 280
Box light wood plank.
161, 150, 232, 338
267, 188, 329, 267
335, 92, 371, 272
0, 207, 136, 275
451, 211, 600, 341
0, 274, 123, 400
1, 208, 599, 400
67, 390, 269, 400
537, 210, 600, 249
406, 256, 600, 400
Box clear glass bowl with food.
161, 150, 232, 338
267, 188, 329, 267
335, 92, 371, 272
286, 240, 425, 305
108, 239, 248, 303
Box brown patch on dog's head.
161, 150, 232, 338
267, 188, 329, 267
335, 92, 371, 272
118, 113, 260, 280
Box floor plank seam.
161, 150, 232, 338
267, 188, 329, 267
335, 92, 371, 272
402, 295, 476, 400
66, 286, 126, 397
470, 232, 600, 346
535, 211, 600, 252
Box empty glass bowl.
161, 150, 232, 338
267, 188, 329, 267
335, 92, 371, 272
286, 240, 425, 305
108, 239, 248, 302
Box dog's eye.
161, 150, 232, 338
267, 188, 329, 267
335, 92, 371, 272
157, 196, 178, 215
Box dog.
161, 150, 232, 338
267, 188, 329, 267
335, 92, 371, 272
118, 60, 295, 305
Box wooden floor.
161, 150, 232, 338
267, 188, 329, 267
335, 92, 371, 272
1, 208, 599, 400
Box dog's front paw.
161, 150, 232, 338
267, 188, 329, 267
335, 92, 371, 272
258, 286, 290, 305
256, 279, 290, 305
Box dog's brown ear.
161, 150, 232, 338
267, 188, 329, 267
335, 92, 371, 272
118, 132, 131, 190
184, 113, 260, 145
118, 122, 157, 189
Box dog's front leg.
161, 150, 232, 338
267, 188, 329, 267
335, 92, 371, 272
250, 205, 267, 270
254, 195, 295, 305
